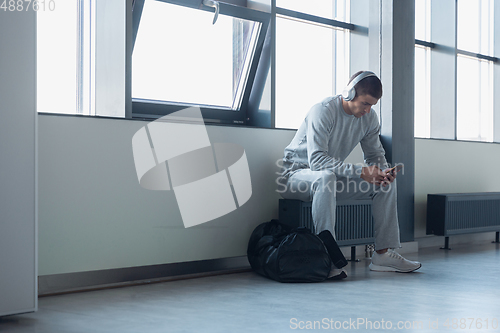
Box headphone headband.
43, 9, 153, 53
342, 71, 377, 101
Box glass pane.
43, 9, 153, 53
132, 0, 260, 109
415, 0, 430, 41
37, 2, 78, 113
276, 18, 349, 129
276, 0, 349, 22
414, 46, 430, 138
479, 60, 494, 141
456, 56, 493, 142
457, 0, 493, 55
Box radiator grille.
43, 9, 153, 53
335, 202, 374, 246
301, 205, 314, 231
446, 199, 500, 231
279, 199, 374, 247
427, 193, 500, 236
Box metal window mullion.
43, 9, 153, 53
489, 0, 494, 58
428, 0, 456, 140
332, 14, 337, 96
76, 0, 94, 116
415, 43, 432, 138
275, 7, 354, 31
332, 0, 336, 95
157, 0, 270, 23
77, 0, 84, 115
486, 60, 494, 141
478, 0, 482, 55
415, 39, 435, 48
425, 0, 431, 41
456, 49, 498, 63
415, 42, 498, 61
232, 22, 260, 111
454, 0, 458, 140
478, 59, 483, 141
89, 0, 96, 116
425, 45, 431, 138
494, 0, 500, 142
271, 0, 276, 128
238, 15, 270, 117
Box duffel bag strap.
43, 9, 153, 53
317, 230, 348, 269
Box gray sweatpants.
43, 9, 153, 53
279, 169, 401, 251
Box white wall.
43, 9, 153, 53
37, 115, 500, 276
414, 138, 500, 240
38, 115, 295, 275
0, 9, 37, 316
350, 138, 500, 245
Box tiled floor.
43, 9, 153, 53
1, 242, 500, 333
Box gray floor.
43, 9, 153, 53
1, 242, 500, 333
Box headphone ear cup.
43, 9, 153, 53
342, 86, 355, 101
343, 71, 376, 101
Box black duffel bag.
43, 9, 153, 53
247, 220, 347, 283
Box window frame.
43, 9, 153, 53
131, 0, 271, 125
272, 3, 354, 130
275, 7, 354, 31
37, 0, 358, 128
414, 0, 500, 143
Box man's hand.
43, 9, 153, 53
361, 166, 394, 187
382, 167, 398, 185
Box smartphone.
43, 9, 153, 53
387, 165, 403, 176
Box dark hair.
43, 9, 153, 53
348, 70, 383, 100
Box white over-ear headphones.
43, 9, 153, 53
342, 71, 377, 101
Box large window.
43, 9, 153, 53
275, 0, 351, 129
414, 0, 431, 138
414, 0, 499, 143
132, 0, 270, 124
37, 1, 80, 114
132, 0, 352, 128
456, 0, 494, 142
37, 1, 126, 117
133, 1, 260, 108
38, 0, 357, 129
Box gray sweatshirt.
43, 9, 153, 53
281, 95, 388, 179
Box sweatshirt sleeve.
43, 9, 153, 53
306, 104, 363, 178
360, 112, 389, 170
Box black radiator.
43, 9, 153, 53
278, 199, 374, 247
426, 192, 500, 249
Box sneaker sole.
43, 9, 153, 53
328, 271, 348, 280
369, 263, 422, 273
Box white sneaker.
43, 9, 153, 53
369, 249, 421, 273
328, 267, 347, 280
